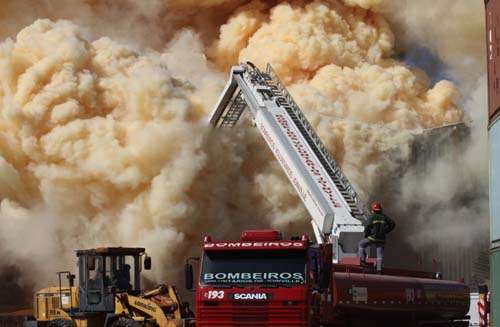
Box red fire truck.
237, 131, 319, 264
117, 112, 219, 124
186, 230, 469, 326
186, 63, 471, 326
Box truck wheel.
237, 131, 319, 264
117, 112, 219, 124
110, 317, 141, 327
47, 319, 75, 327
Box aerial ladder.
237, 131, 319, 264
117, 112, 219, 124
209, 62, 368, 262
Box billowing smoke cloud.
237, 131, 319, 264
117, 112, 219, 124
0, 18, 229, 293
380, 0, 486, 86
208, 0, 466, 218
0, 0, 486, 307
373, 0, 489, 281
210, 0, 395, 82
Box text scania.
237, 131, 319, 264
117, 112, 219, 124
204, 272, 304, 284
233, 293, 268, 300
274, 114, 342, 208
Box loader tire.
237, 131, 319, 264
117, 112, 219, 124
110, 317, 141, 327
47, 319, 75, 327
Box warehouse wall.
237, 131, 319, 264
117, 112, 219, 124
486, 0, 500, 324
490, 120, 500, 325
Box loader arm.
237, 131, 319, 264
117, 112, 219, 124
115, 286, 183, 327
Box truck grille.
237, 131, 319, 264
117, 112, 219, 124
198, 302, 306, 326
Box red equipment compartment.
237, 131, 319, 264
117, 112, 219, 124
241, 230, 283, 241
330, 272, 469, 321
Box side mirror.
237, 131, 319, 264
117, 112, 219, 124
144, 256, 152, 270
319, 265, 331, 289
88, 255, 96, 271
67, 274, 76, 287
312, 256, 319, 282
319, 244, 332, 290
185, 263, 194, 290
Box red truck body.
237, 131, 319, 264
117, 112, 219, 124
0, 309, 31, 327
194, 230, 470, 327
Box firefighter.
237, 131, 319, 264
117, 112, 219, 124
358, 202, 395, 272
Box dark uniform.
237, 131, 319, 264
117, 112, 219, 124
358, 212, 395, 271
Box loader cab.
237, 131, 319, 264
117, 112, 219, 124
76, 247, 151, 312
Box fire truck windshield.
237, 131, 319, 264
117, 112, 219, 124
201, 250, 306, 286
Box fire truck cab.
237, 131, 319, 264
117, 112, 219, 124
186, 230, 330, 326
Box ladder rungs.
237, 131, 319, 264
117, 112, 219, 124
265, 64, 368, 220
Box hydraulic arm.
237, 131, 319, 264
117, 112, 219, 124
209, 62, 368, 261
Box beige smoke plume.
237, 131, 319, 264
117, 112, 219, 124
367, 0, 489, 271
211, 1, 395, 82
0, 0, 485, 303
210, 0, 464, 194
342, 0, 387, 11
381, 0, 486, 87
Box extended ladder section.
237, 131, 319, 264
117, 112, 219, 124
209, 63, 368, 261
265, 65, 367, 221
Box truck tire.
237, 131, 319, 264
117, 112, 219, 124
110, 317, 141, 327
47, 319, 75, 327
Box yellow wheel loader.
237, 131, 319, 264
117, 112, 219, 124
23, 247, 194, 327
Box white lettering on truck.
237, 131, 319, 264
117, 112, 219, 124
204, 242, 304, 248
233, 293, 268, 300
203, 272, 304, 282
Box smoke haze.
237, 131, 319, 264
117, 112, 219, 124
0, 0, 487, 305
